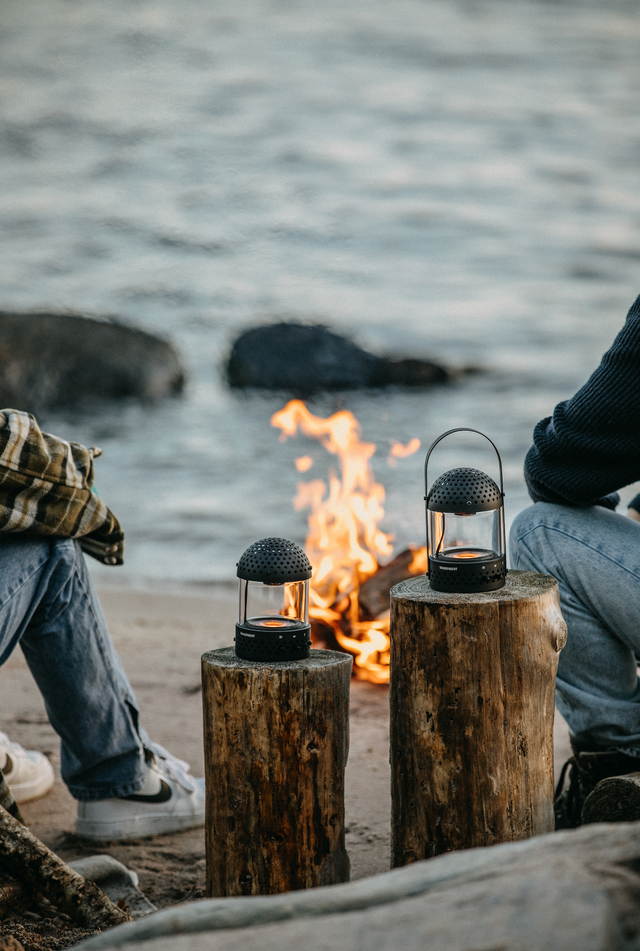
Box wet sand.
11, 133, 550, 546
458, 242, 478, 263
0, 585, 570, 908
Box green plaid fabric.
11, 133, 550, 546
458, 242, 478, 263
0, 409, 123, 565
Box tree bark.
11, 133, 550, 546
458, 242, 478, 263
390, 569, 567, 865
0, 806, 128, 928
202, 647, 352, 897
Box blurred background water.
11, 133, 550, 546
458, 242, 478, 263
2, 0, 640, 587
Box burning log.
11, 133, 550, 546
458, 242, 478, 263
311, 548, 422, 665
202, 647, 352, 897
357, 549, 417, 619
389, 570, 567, 863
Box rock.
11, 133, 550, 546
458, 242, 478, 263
72, 822, 640, 951
226, 323, 452, 394
0, 312, 185, 412
68, 856, 157, 920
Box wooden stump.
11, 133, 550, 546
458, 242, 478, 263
202, 647, 352, 897
390, 569, 567, 865
582, 772, 640, 825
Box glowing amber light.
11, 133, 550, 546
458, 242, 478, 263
251, 617, 299, 629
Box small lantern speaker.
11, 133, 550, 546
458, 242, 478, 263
235, 537, 312, 661
425, 428, 506, 593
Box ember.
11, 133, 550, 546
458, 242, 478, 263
271, 400, 426, 684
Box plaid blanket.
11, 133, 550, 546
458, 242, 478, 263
0, 409, 123, 565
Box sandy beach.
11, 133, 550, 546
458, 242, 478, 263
0, 584, 571, 912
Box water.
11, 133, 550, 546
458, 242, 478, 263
2, 0, 640, 587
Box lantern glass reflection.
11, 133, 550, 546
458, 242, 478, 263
239, 579, 309, 628
429, 509, 504, 562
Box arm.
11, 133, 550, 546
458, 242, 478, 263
525, 295, 640, 508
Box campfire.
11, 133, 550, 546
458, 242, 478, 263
271, 400, 428, 684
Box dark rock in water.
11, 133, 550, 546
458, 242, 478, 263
0, 312, 185, 412
226, 323, 451, 394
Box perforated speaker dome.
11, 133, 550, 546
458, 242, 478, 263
236, 537, 313, 583
428, 467, 502, 513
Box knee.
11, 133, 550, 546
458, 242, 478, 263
509, 503, 559, 573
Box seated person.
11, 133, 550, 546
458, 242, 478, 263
0, 410, 204, 840
510, 293, 640, 827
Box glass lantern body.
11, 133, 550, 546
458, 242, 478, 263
428, 508, 504, 562
424, 453, 507, 593
238, 578, 309, 630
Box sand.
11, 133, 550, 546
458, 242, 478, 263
0, 584, 571, 910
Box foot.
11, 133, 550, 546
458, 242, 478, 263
75, 743, 205, 841
0, 731, 55, 804
555, 738, 640, 829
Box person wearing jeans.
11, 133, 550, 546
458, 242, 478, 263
510, 293, 640, 827
0, 534, 204, 840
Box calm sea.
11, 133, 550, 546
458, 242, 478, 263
2, 0, 640, 586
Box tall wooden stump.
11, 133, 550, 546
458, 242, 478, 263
202, 647, 352, 897
390, 569, 567, 865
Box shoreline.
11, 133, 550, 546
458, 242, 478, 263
0, 583, 570, 911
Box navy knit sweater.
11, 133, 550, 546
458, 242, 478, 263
525, 294, 640, 512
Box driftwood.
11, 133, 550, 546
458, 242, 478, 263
70, 822, 640, 951
389, 570, 567, 863
0, 938, 25, 951
582, 771, 640, 824
0, 877, 29, 918
202, 647, 352, 897
0, 806, 128, 929
0, 776, 24, 825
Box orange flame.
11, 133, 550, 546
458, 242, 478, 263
387, 437, 421, 467
272, 399, 424, 685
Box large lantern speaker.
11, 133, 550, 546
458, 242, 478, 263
425, 428, 506, 593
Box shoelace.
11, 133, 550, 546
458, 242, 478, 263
145, 740, 196, 794
554, 756, 582, 829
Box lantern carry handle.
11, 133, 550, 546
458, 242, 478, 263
424, 428, 505, 568
424, 427, 504, 500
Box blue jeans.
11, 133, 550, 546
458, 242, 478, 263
510, 503, 640, 756
0, 536, 147, 800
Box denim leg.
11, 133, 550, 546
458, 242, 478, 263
0, 535, 147, 800
509, 503, 640, 755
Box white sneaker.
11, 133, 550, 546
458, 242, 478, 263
75, 742, 205, 841
0, 731, 55, 803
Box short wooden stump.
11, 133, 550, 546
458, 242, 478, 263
202, 647, 352, 897
390, 570, 567, 865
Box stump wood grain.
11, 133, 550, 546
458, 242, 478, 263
202, 647, 352, 897
390, 570, 567, 865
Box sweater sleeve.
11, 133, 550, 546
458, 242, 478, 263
524, 294, 640, 508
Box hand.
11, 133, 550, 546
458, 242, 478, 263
628, 507, 640, 522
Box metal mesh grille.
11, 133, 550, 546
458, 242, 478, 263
428, 467, 502, 512
237, 537, 312, 582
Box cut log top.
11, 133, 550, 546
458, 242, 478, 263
391, 569, 559, 605
201, 646, 352, 672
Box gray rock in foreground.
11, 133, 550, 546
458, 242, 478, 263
0, 312, 185, 412
226, 322, 454, 393
75, 822, 640, 951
